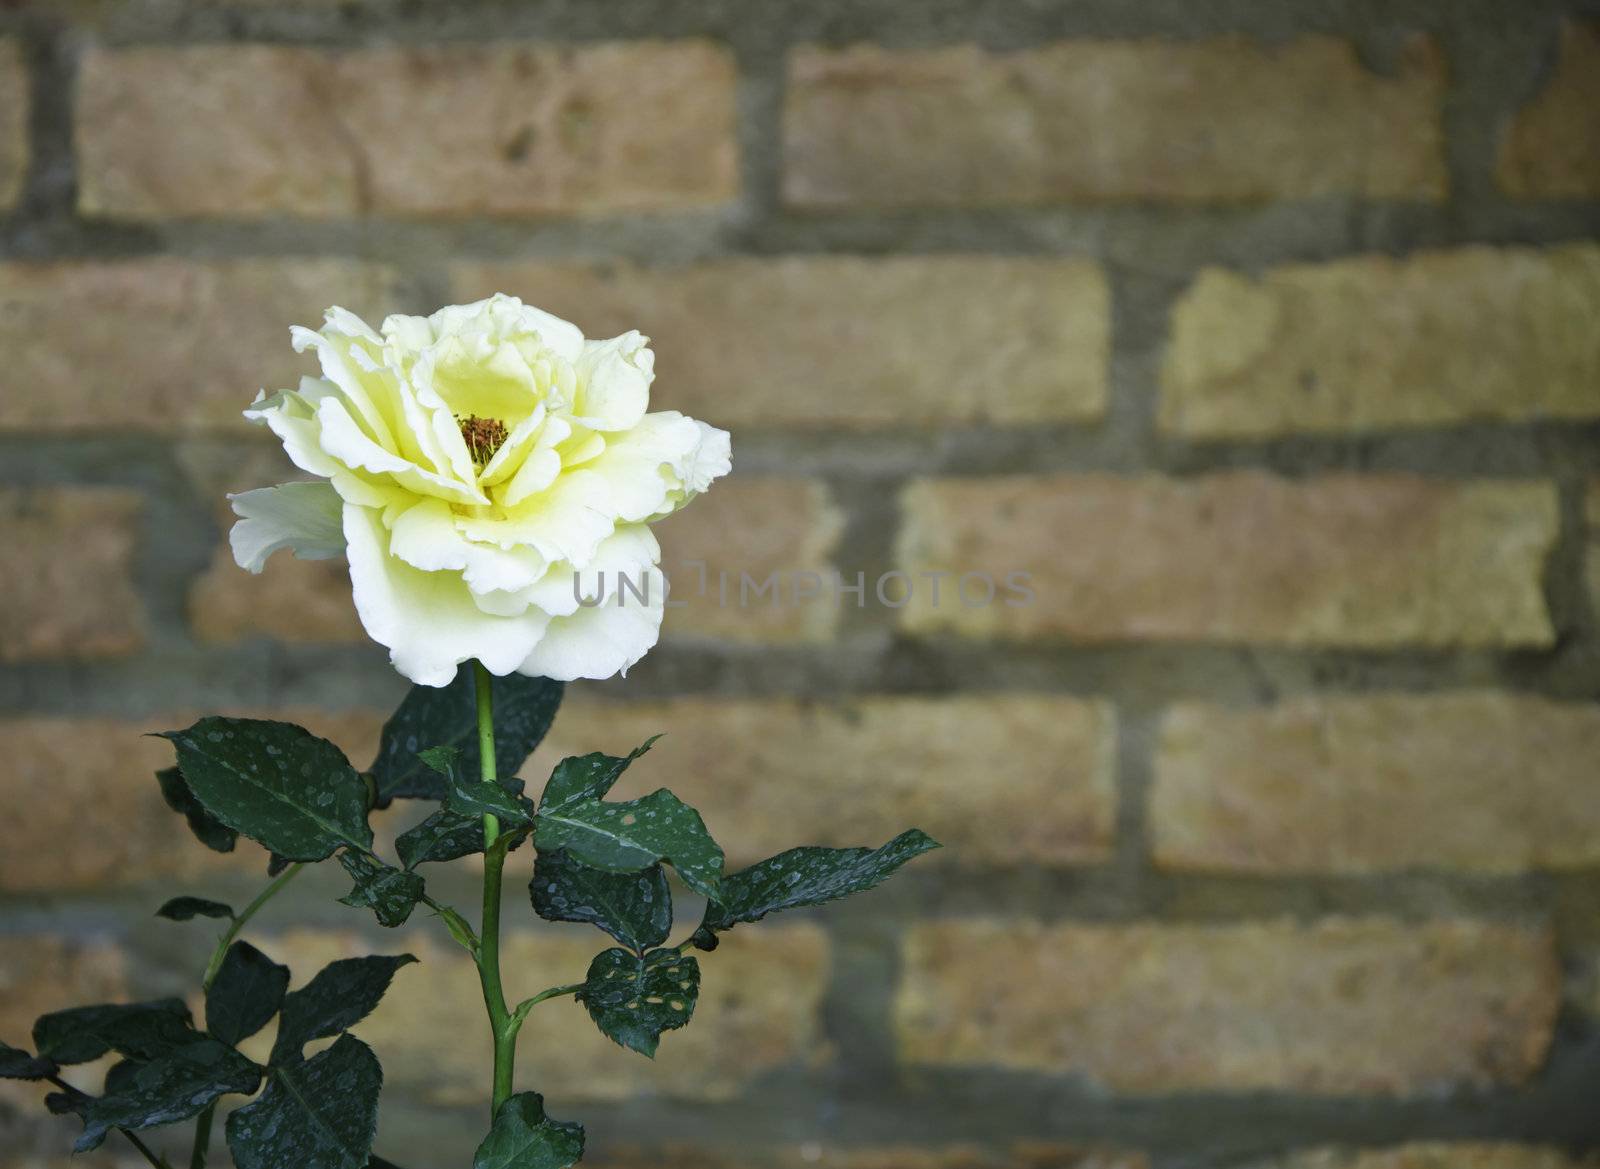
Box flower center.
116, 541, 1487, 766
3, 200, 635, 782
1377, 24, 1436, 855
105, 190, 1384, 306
459, 414, 509, 467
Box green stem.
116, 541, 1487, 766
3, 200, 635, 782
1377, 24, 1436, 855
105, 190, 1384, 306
473, 660, 516, 1118
187, 1105, 213, 1169
189, 861, 305, 1169
121, 1126, 173, 1169
200, 862, 305, 992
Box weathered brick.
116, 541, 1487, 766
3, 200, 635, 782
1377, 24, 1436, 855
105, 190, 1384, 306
1497, 22, 1600, 199
896, 918, 1559, 1094
0, 1150, 145, 1169
897, 474, 1556, 648
189, 542, 362, 646
1261, 1146, 1600, 1169
0, 936, 128, 1106
0, 488, 144, 663
525, 695, 1116, 867
1569, 947, 1600, 1022
0, 1144, 147, 1169
783, 38, 1445, 209
453, 256, 1109, 428
1587, 479, 1600, 619
255, 924, 828, 1104
0, 935, 128, 1047
179, 442, 366, 645
1152, 692, 1600, 875
656, 477, 844, 643
0, 41, 26, 212
0, 710, 382, 892
0, 259, 400, 433
590, 1146, 1147, 1169
1161, 245, 1600, 438
78, 43, 737, 219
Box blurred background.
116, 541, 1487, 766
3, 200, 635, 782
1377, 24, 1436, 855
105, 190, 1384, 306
1, 0, 1599, 1165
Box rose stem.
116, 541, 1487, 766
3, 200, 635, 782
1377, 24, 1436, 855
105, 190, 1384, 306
473, 660, 517, 1119
188, 862, 305, 1169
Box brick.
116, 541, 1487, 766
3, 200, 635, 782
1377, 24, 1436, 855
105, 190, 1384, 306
1497, 22, 1600, 199
0, 41, 26, 212
189, 544, 362, 645
1587, 479, 1600, 619
0, 935, 128, 1043
783, 37, 1445, 209
255, 924, 828, 1104
0, 259, 400, 433
1152, 692, 1600, 875
78, 42, 737, 220
896, 918, 1559, 1094
0, 1150, 145, 1169
897, 473, 1557, 648
1263, 1147, 1599, 1169
1160, 245, 1600, 438
656, 477, 845, 643
0, 936, 128, 1107
0, 710, 382, 892
525, 694, 1116, 867
1569, 947, 1600, 1021
453, 256, 1109, 428
0, 1146, 146, 1169
0, 488, 144, 663
179, 442, 366, 645
590, 1147, 1147, 1169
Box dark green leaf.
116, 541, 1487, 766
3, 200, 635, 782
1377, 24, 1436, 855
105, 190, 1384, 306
535, 788, 723, 901
397, 807, 489, 869
271, 954, 417, 1066
159, 718, 373, 861
0, 1039, 56, 1080
538, 738, 659, 814
693, 830, 941, 949
34, 999, 195, 1065
48, 1061, 137, 1116
207, 942, 290, 1047
531, 850, 670, 953
156, 765, 238, 853
339, 851, 426, 928
74, 1036, 260, 1152
267, 852, 294, 877
579, 948, 699, 1057
369, 1158, 406, 1169
370, 668, 563, 803
45, 1088, 82, 1114
473, 1091, 584, 1169
157, 896, 235, 922
227, 1034, 381, 1169
426, 746, 533, 828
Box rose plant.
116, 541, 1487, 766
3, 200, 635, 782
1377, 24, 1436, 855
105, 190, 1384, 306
1, 297, 936, 1169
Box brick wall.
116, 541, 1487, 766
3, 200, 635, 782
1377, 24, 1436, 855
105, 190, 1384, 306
0, 0, 1597, 1166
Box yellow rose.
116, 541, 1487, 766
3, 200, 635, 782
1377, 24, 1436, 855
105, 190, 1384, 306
229, 294, 730, 686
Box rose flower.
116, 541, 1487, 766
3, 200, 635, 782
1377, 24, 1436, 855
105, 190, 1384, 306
229, 294, 730, 686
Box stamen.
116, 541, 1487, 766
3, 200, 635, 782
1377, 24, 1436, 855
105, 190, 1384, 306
459, 415, 509, 467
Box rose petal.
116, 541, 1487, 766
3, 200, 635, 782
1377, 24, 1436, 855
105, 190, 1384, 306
519, 526, 664, 681
388, 497, 549, 595
572, 331, 654, 432
584, 411, 704, 523
228, 481, 347, 573
344, 503, 549, 687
